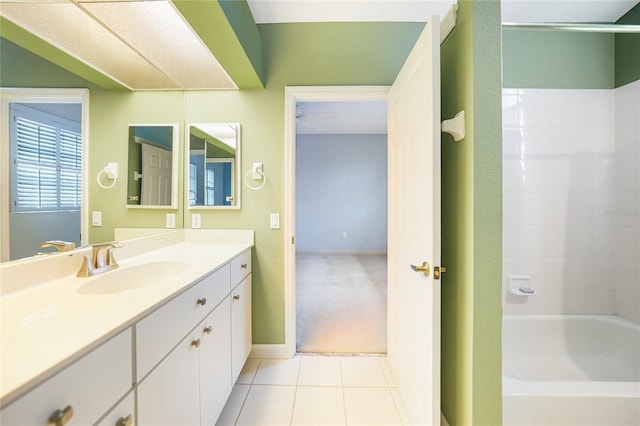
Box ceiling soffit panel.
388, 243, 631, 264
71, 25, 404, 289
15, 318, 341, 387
81, 0, 236, 90
0, 16, 126, 90
173, 0, 265, 89
0, 2, 179, 90
0, 0, 249, 90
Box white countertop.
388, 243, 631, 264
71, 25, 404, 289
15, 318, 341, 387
0, 230, 253, 406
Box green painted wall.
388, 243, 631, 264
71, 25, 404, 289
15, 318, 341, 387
86, 89, 285, 343
0, 38, 98, 89
502, 30, 615, 89
441, 1, 503, 425
615, 3, 640, 87
258, 22, 424, 88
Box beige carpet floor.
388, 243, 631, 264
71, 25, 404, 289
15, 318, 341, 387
296, 253, 387, 354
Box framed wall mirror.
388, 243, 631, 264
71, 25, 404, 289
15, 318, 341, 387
187, 123, 241, 209
127, 124, 179, 209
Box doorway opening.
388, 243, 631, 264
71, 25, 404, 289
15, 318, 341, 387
282, 86, 390, 357
295, 100, 388, 354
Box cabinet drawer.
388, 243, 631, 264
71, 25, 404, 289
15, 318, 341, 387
96, 392, 134, 426
0, 329, 132, 426
230, 250, 251, 286
136, 264, 230, 380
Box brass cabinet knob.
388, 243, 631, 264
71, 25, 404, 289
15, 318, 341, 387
203, 325, 213, 335
191, 338, 201, 348
49, 405, 73, 426
410, 262, 430, 277
233, 294, 240, 301
196, 298, 207, 306
116, 415, 133, 426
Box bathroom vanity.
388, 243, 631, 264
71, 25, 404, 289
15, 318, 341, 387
0, 229, 253, 426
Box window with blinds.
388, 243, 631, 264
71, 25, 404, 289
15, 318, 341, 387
10, 105, 82, 212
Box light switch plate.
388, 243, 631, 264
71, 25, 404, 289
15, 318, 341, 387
192, 214, 201, 229
270, 213, 280, 229
166, 213, 176, 229
92, 211, 102, 227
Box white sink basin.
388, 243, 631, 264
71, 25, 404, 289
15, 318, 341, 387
78, 261, 190, 295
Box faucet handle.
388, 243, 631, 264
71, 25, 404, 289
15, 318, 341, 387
40, 240, 76, 252
93, 241, 123, 249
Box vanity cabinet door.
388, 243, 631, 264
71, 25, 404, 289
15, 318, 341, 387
231, 275, 252, 382
199, 298, 232, 425
136, 264, 230, 381
137, 331, 200, 426
0, 329, 131, 426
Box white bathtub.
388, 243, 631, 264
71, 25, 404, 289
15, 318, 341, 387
503, 315, 640, 426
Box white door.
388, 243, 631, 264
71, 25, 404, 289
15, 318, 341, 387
141, 143, 172, 205
387, 17, 441, 426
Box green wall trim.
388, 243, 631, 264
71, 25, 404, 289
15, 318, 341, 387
502, 28, 615, 89
218, 0, 266, 86
0, 18, 126, 90
258, 22, 424, 88
173, 0, 265, 89
615, 3, 640, 87
441, 1, 502, 425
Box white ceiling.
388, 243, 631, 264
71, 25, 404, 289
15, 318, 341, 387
281, 0, 638, 135
248, 0, 637, 24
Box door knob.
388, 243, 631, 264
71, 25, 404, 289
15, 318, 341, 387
410, 262, 430, 277
434, 266, 447, 280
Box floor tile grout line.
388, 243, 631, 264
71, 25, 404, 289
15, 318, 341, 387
233, 358, 261, 425
339, 358, 349, 425
289, 357, 303, 425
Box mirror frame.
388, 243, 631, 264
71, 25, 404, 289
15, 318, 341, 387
126, 123, 179, 210
186, 123, 241, 210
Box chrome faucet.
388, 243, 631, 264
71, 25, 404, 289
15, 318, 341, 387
76, 242, 123, 277
39, 240, 76, 253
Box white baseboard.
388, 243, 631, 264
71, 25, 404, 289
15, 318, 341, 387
296, 250, 387, 255
250, 344, 294, 359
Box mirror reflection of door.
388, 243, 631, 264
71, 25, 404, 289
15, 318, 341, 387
127, 125, 174, 207
8, 103, 82, 260
141, 143, 172, 205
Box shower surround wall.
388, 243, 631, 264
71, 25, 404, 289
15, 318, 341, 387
614, 80, 640, 323
503, 85, 640, 322
503, 89, 617, 315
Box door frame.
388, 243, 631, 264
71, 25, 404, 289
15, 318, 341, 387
282, 86, 390, 357
0, 88, 90, 262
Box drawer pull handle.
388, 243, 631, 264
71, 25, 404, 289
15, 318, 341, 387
204, 325, 213, 334
233, 294, 240, 301
241, 263, 248, 269
191, 338, 201, 348
116, 415, 133, 426
197, 298, 207, 306
49, 405, 73, 426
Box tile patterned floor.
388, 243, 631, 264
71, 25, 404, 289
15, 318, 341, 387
216, 355, 409, 426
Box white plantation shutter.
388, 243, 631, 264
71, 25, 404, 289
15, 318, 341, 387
10, 105, 82, 212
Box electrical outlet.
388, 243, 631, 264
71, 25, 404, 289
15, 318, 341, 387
92, 211, 102, 227
192, 214, 202, 229
166, 213, 176, 229
342, 231, 347, 239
